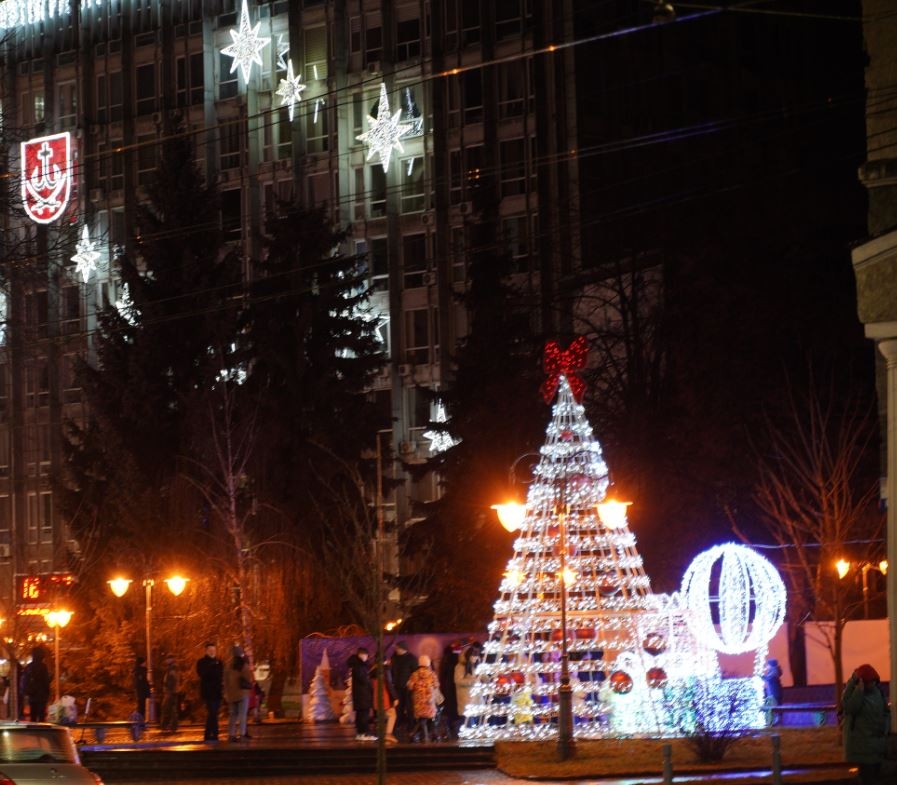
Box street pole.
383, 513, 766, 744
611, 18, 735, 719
145, 579, 155, 723
881, 339, 897, 735
557, 496, 574, 760
53, 629, 61, 703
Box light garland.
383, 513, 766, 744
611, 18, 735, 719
423, 402, 459, 455
71, 225, 100, 283
220, 0, 270, 84
114, 283, 138, 326
356, 82, 412, 172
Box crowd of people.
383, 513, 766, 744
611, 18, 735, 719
346, 639, 483, 744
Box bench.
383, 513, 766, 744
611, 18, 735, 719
74, 719, 145, 744
767, 702, 837, 728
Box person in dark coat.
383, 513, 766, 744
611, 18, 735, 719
196, 642, 224, 742
23, 646, 51, 722
160, 656, 180, 732
761, 658, 783, 706
842, 663, 888, 785
134, 656, 151, 719
347, 647, 374, 741
390, 641, 417, 738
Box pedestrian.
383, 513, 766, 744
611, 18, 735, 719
160, 656, 179, 733
439, 644, 460, 738
133, 656, 151, 721
347, 647, 375, 741
22, 646, 51, 722
454, 643, 482, 731
250, 682, 265, 724
842, 663, 889, 785
390, 640, 417, 739
196, 642, 223, 742
762, 658, 783, 706
370, 660, 398, 744
225, 645, 253, 742
406, 654, 440, 743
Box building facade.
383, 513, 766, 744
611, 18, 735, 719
0, 0, 582, 626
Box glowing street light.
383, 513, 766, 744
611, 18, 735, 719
836, 559, 889, 618
108, 574, 189, 722
491, 501, 526, 533
45, 610, 72, 702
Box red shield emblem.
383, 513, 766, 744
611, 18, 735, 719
21, 132, 74, 225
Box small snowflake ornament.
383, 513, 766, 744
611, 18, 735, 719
221, 0, 270, 84
356, 82, 412, 172
71, 225, 100, 283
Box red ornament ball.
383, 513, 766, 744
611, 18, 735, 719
643, 633, 667, 657
597, 575, 620, 596
646, 667, 668, 689
609, 670, 633, 694
560, 429, 574, 441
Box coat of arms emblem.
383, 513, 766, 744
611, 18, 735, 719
21, 132, 74, 224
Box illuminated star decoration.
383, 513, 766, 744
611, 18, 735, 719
221, 0, 270, 84
114, 283, 138, 326
275, 60, 306, 122
356, 82, 412, 172
424, 402, 459, 455
276, 34, 290, 71
71, 225, 101, 283
541, 336, 589, 403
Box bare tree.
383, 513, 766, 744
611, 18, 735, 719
738, 381, 884, 705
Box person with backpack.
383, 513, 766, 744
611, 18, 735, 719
842, 663, 889, 785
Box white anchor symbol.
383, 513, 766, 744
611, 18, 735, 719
25, 141, 67, 212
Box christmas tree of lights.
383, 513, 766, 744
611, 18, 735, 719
460, 355, 737, 739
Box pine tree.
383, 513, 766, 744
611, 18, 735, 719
460, 375, 723, 739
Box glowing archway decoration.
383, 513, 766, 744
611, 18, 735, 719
681, 542, 786, 655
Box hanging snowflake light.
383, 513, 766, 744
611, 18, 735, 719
275, 33, 289, 71
423, 402, 459, 455
221, 0, 270, 84
356, 82, 412, 172
71, 225, 100, 283
681, 542, 786, 655
114, 283, 138, 326
275, 60, 305, 122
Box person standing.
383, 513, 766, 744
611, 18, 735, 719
842, 663, 888, 785
762, 658, 783, 706
390, 641, 417, 739
160, 657, 180, 733
196, 642, 223, 742
225, 645, 253, 742
406, 654, 440, 743
23, 647, 51, 722
370, 660, 398, 744
133, 656, 151, 721
347, 647, 374, 741
454, 644, 482, 732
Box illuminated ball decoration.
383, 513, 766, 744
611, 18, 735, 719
597, 575, 620, 596
681, 542, 787, 655
609, 670, 633, 694
642, 632, 667, 657
646, 667, 667, 688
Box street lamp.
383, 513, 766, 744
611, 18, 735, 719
836, 559, 889, 618
108, 575, 189, 722
45, 610, 72, 702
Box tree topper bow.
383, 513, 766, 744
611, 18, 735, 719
541, 336, 589, 403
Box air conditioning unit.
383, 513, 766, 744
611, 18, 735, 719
367, 60, 381, 75
398, 363, 412, 377
399, 440, 416, 456
0, 544, 10, 559
421, 212, 435, 226
459, 201, 473, 216
423, 271, 437, 286
378, 366, 391, 379
217, 170, 230, 184
278, 158, 292, 171
89, 187, 104, 203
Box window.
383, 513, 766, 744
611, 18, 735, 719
220, 189, 242, 239
503, 215, 530, 272
304, 26, 328, 81
365, 16, 382, 66
305, 101, 328, 153
219, 119, 242, 169
0, 495, 9, 535
61, 286, 81, 334
495, 0, 522, 39
25, 292, 48, 340
400, 158, 425, 213
57, 81, 77, 126
353, 167, 365, 220
404, 308, 437, 364
465, 144, 484, 194
444, 0, 458, 51
397, 18, 421, 61
27, 493, 38, 544
462, 70, 482, 124
369, 237, 388, 290
135, 63, 157, 115
350, 16, 361, 53
451, 226, 466, 283
137, 134, 157, 187
219, 52, 238, 100
96, 71, 123, 123
353, 92, 365, 135
33, 92, 45, 124
500, 138, 526, 197
403, 234, 427, 288
370, 166, 386, 217
449, 150, 462, 204
277, 106, 293, 160
461, 0, 480, 47
498, 62, 525, 119
176, 52, 204, 107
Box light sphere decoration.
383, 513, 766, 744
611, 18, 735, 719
681, 542, 787, 655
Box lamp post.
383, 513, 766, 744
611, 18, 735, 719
45, 610, 72, 702
836, 559, 889, 618
108, 575, 188, 722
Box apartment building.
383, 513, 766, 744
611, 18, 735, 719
0, 0, 581, 621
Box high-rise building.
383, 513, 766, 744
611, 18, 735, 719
0, 0, 583, 622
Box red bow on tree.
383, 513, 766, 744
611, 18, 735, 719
540, 336, 589, 403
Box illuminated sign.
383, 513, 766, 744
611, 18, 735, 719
16, 573, 75, 607
20, 131, 73, 224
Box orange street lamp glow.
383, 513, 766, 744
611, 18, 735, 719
107, 577, 132, 597
164, 576, 188, 597
597, 499, 632, 529
492, 501, 526, 533
835, 559, 851, 579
